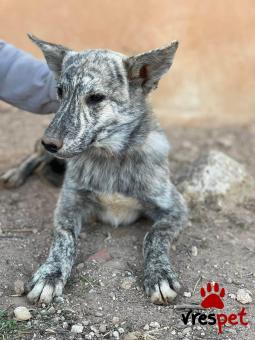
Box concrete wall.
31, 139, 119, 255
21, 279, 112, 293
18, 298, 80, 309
1, 0, 255, 125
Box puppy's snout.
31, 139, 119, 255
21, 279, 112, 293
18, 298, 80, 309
41, 136, 63, 153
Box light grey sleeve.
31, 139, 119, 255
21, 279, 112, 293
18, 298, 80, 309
0, 40, 59, 114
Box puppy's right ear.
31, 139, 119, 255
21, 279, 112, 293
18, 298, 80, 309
28, 34, 70, 78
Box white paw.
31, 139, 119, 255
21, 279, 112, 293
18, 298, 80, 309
26, 263, 64, 304
149, 280, 180, 305
0, 168, 25, 188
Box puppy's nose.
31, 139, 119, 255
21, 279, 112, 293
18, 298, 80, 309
41, 136, 63, 153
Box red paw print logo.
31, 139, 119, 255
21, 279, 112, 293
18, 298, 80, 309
200, 282, 225, 309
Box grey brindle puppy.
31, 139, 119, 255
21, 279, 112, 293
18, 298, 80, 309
25, 34, 188, 305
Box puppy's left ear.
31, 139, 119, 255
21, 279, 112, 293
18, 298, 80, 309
28, 33, 70, 78
125, 41, 178, 94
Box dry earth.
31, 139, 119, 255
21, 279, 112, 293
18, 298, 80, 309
0, 104, 254, 339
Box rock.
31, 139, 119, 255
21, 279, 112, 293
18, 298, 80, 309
62, 322, 68, 329
183, 291, 192, 298
77, 263, 85, 271
124, 333, 141, 340
149, 321, 160, 328
236, 288, 252, 304
181, 150, 254, 205
143, 324, 150, 331
87, 249, 112, 263
99, 323, 107, 333
121, 277, 136, 290
191, 246, 198, 257
14, 280, 25, 295
90, 325, 98, 333
48, 306, 55, 315
229, 293, 236, 299
71, 324, 84, 333
112, 316, 119, 325
182, 327, 192, 335
14, 306, 32, 321
113, 330, 120, 339
118, 327, 125, 334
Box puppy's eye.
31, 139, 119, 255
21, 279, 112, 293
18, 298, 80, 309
57, 86, 63, 98
86, 94, 105, 105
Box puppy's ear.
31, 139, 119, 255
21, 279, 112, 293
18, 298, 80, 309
125, 41, 178, 94
28, 34, 70, 78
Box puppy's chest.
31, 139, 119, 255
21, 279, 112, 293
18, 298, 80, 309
97, 192, 143, 227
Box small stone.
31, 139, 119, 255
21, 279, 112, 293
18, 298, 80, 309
124, 333, 141, 340
121, 277, 136, 290
48, 306, 55, 314
99, 324, 107, 333
77, 263, 85, 271
87, 249, 112, 263
14, 306, 32, 321
62, 322, 68, 329
143, 324, 150, 331
71, 324, 84, 333
236, 288, 252, 304
183, 291, 192, 298
191, 246, 198, 257
82, 320, 90, 326
229, 293, 236, 299
14, 280, 25, 295
171, 330, 176, 335
90, 325, 98, 333
182, 327, 192, 335
226, 278, 233, 284
149, 321, 160, 328
110, 292, 116, 300
118, 327, 125, 334
112, 316, 119, 325
113, 330, 120, 339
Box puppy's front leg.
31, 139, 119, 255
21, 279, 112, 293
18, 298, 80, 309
26, 188, 92, 304
143, 182, 188, 305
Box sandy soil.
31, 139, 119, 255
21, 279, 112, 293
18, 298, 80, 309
0, 103, 254, 340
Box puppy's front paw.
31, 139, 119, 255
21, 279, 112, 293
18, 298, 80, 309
0, 168, 25, 188
26, 262, 64, 304
144, 263, 181, 305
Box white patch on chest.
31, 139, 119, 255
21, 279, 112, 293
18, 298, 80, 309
97, 193, 142, 227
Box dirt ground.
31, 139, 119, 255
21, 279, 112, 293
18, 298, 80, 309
0, 103, 254, 340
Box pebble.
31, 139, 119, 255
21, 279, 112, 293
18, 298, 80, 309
14, 280, 25, 295
121, 277, 136, 290
99, 324, 107, 333
182, 327, 192, 335
77, 263, 85, 271
48, 306, 55, 314
62, 322, 68, 329
236, 288, 252, 304
82, 320, 90, 326
14, 306, 32, 321
183, 291, 192, 298
171, 330, 176, 335
118, 327, 125, 334
71, 324, 84, 333
229, 293, 236, 299
149, 321, 160, 328
226, 277, 233, 284
90, 325, 98, 333
143, 324, 150, 331
113, 330, 120, 339
191, 246, 198, 257
124, 333, 140, 340
112, 316, 119, 325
